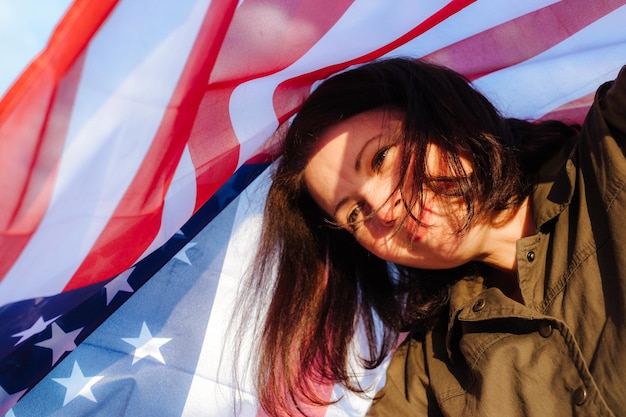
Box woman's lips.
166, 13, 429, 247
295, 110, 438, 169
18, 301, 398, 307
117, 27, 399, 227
405, 209, 430, 241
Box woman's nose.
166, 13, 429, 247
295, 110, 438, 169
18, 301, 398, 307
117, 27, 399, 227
370, 191, 402, 226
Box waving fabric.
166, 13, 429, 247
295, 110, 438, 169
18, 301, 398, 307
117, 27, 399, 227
1, 0, 626, 415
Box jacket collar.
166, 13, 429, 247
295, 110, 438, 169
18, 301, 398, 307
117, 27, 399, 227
531, 135, 578, 230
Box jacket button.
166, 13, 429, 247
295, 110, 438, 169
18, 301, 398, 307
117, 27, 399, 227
526, 251, 535, 262
573, 386, 587, 405
538, 321, 553, 338
472, 299, 486, 312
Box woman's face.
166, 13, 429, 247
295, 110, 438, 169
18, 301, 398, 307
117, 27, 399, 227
303, 109, 478, 270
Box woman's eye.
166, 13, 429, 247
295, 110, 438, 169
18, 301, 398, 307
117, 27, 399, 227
347, 205, 362, 227
429, 177, 465, 197
372, 146, 392, 171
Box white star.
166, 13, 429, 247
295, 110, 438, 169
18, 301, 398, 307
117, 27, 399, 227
52, 361, 103, 406
104, 268, 135, 305
35, 323, 83, 365
121, 322, 171, 365
173, 241, 197, 265
0, 385, 27, 414
12, 315, 60, 345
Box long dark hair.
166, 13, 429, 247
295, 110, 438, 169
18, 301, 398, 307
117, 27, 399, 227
234, 58, 578, 416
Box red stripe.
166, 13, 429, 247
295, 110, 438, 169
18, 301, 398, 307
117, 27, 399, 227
0, 0, 119, 282
539, 91, 595, 124
424, 0, 626, 80
271, 0, 476, 124
187, 0, 356, 212
64, 0, 239, 290
209, 0, 355, 85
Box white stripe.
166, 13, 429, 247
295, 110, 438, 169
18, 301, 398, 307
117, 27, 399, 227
181, 169, 270, 417
0, 0, 212, 306
472, 5, 626, 120
138, 145, 198, 261
383, 0, 559, 58
229, 0, 449, 167
181, 167, 392, 417
325, 318, 392, 416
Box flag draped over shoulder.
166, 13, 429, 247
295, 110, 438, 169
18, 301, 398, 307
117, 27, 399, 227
1, 0, 625, 415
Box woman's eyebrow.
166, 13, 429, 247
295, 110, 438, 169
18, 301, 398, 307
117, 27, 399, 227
333, 196, 349, 220
354, 134, 382, 171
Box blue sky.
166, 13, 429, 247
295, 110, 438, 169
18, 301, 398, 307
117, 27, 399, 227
0, 0, 73, 96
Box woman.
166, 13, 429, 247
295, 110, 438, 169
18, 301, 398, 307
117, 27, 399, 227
236, 58, 626, 416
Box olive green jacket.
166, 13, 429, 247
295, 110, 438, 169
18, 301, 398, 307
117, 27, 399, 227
367, 66, 626, 417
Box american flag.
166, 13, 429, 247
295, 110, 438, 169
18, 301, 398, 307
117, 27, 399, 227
1, 0, 625, 415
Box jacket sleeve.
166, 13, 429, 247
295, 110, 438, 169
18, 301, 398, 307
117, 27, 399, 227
366, 336, 441, 417
598, 65, 626, 149
577, 65, 626, 205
